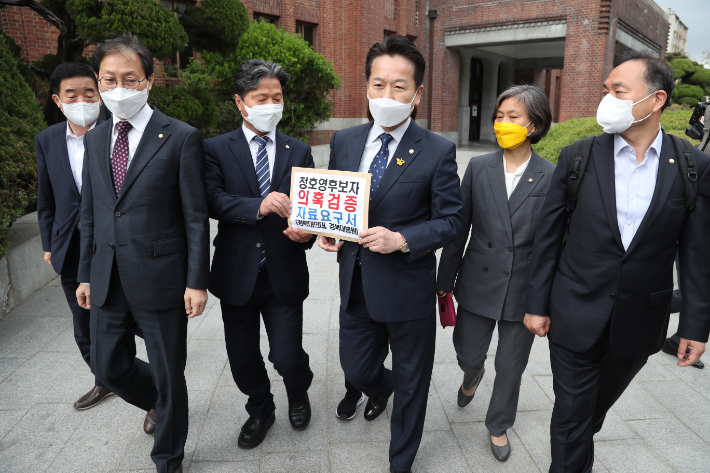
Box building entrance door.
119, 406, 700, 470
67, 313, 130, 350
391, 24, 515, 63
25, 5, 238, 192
469, 58, 483, 141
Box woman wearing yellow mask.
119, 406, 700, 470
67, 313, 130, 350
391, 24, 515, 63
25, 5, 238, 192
436, 85, 554, 462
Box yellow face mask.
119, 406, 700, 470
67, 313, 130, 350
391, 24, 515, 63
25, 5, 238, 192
494, 121, 532, 149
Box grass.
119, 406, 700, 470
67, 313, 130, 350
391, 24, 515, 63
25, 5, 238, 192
533, 110, 700, 163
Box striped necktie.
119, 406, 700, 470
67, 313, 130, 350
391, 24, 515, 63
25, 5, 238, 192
254, 135, 270, 267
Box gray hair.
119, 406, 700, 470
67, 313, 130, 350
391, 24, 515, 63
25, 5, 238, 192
233, 59, 291, 98
93, 32, 154, 78
491, 85, 552, 144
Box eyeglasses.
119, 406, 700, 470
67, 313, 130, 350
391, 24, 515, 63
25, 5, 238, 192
98, 77, 148, 90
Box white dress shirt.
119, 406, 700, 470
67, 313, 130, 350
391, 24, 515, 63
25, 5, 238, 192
614, 126, 663, 250
502, 154, 531, 199
110, 103, 154, 169
358, 118, 411, 173
242, 124, 277, 182
66, 121, 96, 193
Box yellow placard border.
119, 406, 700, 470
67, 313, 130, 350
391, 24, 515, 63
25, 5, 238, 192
288, 167, 371, 243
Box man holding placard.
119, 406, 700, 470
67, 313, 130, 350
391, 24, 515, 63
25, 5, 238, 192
318, 35, 463, 473
204, 59, 316, 449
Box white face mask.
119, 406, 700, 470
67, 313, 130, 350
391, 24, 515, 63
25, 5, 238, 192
242, 103, 283, 133
100, 87, 149, 120
57, 99, 100, 127
368, 91, 418, 128
596, 91, 656, 134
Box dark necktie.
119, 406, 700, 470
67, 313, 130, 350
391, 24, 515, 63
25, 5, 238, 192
368, 133, 392, 198
111, 121, 133, 195
254, 135, 270, 267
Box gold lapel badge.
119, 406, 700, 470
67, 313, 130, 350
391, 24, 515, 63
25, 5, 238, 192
669, 158, 675, 164
158, 134, 164, 139
529, 178, 534, 183
409, 149, 414, 154
397, 158, 405, 166
285, 144, 290, 149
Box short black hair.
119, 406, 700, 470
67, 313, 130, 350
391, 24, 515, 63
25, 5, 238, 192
50, 62, 98, 95
492, 85, 552, 145
233, 59, 291, 98
616, 50, 675, 111
93, 32, 154, 78
365, 35, 425, 121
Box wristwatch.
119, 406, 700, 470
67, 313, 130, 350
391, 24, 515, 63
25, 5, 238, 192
399, 234, 410, 253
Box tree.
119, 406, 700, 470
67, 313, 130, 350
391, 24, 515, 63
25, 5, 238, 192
667, 51, 710, 106
179, 0, 249, 55
0, 34, 46, 257
148, 83, 219, 131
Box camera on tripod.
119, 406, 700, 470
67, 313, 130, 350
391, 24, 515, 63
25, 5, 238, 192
685, 101, 708, 141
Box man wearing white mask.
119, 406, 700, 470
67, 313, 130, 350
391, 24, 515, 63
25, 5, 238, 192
36, 62, 112, 410
318, 35, 462, 473
203, 59, 316, 449
524, 50, 710, 473
76, 32, 209, 473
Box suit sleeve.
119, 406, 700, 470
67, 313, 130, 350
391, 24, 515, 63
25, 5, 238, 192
204, 139, 263, 225
35, 135, 54, 253
180, 129, 210, 290
77, 140, 93, 284
399, 141, 463, 261
525, 147, 570, 316
327, 131, 338, 171
297, 145, 317, 251
677, 155, 710, 342
437, 158, 474, 291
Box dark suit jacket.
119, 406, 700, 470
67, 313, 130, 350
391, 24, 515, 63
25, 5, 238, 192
77, 107, 210, 310
526, 131, 710, 358
204, 128, 315, 307
36, 119, 103, 275
438, 150, 555, 322
330, 121, 463, 323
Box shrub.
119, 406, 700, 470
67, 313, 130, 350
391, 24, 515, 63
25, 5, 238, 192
675, 84, 705, 102
0, 35, 46, 258
148, 84, 219, 131
180, 0, 249, 55
534, 110, 700, 163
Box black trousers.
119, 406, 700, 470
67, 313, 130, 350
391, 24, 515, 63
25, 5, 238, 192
222, 269, 313, 419
549, 324, 647, 473
60, 229, 102, 387
90, 262, 187, 473
340, 266, 436, 471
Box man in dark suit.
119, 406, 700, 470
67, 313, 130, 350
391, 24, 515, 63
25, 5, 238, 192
37, 62, 114, 410
318, 35, 462, 473
204, 59, 315, 449
524, 51, 710, 473
76, 33, 209, 473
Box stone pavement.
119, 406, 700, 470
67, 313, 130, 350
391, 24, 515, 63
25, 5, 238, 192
1, 144, 710, 472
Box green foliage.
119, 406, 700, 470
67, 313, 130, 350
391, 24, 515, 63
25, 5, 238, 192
667, 52, 710, 105
670, 58, 695, 78
688, 68, 710, 86
534, 111, 700, 163
235, 21, 341, 141
677, 96, 701, 107
676, 83, 705, 102
148, 84, 219, 130
0, 29, 34, 85
180, 0, 249, 55
67, 0, 188, 59
0, 35, 46, 257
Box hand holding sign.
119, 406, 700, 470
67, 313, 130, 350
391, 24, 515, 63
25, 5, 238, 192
359, 227, 404, 254
260, 192, 292, 218
289, 168, 371, 242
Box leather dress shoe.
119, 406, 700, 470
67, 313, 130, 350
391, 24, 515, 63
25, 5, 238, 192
289, 393, 311, 431
458, 368, 485, 407
364, 395, 390, 421
490, 432, 511, 462
238, 411, 276, 449
73, 386, 114, 410
144, 409, 156, 434
390, 468, 412, 473
662, 338, 704, 369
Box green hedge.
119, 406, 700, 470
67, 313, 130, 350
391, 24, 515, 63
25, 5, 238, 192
534, 110, 700, 163
0, 34, 46, 258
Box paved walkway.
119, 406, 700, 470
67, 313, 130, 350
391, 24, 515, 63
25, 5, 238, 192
1, 144, 709, 472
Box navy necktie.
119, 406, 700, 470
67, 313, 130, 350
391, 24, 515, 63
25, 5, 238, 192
368, 133, 392, 198
254, 135, 270, 267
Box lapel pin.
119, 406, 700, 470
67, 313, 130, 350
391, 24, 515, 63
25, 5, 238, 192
158, 134, 163, 139
669, 158, 675, 164
285, 144, 290, 149
409, 149, 414, 154
529, 178, 534, 183
397, 158, 405, 166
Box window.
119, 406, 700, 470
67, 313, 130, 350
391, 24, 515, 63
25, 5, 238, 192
296, 22, 316, 48
406, 35, 417, 45
254, 13, 279, 25
161, 0, 193, 72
